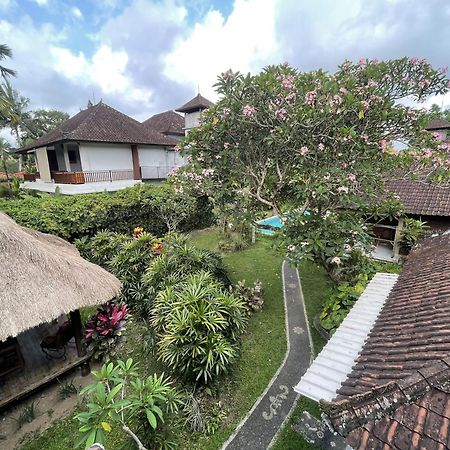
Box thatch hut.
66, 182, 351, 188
0, 213, 122, 409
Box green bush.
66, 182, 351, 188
143, 234, 231, 298
0, 183, 213, 241
77, 231, 230, 318
399, 218, 429, 253
77, 231, 163, 316
76, 359, 183, 450
76, 231, 130, 268
150, 271, 248, 384
319, 275, 368, 334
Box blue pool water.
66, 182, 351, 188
256, 215, 284, 235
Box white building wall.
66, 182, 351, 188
138, 146, 186, 179
79, 143, 133, 171
184, 111, 202, 131
138, 145, 168, 167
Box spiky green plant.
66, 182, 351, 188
150, 271, 247, 384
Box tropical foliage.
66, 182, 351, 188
398, 218, 429, 252
142, 233, 230, 298
76, 359, 183, 450
150, 271, 248, 384
85, 302, 129, 361
173, 58, 449, 282
0, 183, 213, 241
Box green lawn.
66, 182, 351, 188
20, 229, 331, 450
179, 230, 287, 449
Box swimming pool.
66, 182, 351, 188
256, 215, 284, 235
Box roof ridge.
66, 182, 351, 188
321, 358, 450, 436
71, 103, 105, 137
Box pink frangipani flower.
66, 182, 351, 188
242, 105, 256, 116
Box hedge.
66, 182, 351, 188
0, 183, 213, 241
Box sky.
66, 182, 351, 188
0, 0, 449, 126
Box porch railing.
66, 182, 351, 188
23, 172, 40, 182
23, 170, 136, 184
140, 165, 177, 180
83, 170, 134, 183
51, 171, 85, 184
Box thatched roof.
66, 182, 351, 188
0, 213, 122, 341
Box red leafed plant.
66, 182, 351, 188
85, 301, 128, 361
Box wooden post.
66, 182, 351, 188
393, 218, 403, 261
131, 144, 141, 180
69, 309, 90, 376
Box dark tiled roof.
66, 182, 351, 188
386, 180, 450, 217
323, 233, 450, 449
426, 119, 450, 130
17, 102, 178, 152
176, 94, 214, 113
346, 382, 450, 450
142, 110, 184, 136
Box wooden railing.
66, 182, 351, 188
51, 171, 85, 184
23, 170, 135, 184
23, 172, 39, 182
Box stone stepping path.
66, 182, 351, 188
222, 260, 314, 450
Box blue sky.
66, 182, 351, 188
0, 0, 449, 130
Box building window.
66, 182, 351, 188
68, 150, 77, 164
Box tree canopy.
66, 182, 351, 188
174, 57, 450, 281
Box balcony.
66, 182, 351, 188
24, 170, 135, 184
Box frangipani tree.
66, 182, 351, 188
173, 58, 449, 281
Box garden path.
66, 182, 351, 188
222, 260, 314, 450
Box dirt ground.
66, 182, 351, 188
0, 363, 100, 450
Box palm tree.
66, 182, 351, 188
0, 137, 13, 182
0, 79, 29, 146
0, 44, 16, 79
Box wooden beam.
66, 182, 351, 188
131, 144, 141, 180
69, 309, 86, 357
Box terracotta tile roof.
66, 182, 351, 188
426, 119, 450, 130
322, 233, 450, 449
176, 93, 214, 113
17, 102, 178, 152
142, 110, 184, 136
386, 180, 450, 216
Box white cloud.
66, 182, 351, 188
50, 45, 151, 103
164, 0, 279, 100
71, 7, 83, 20
0, 0, 448, 122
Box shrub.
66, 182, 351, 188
78, 231, 231, 318
399, 218, 429, 253
231, 280, 264, 315
143, 235, 230, 299
0, 183, 213, 241
150, 271, 248, 384
76, 231, 130, 269
319, 275, 368, 334
77, 230, 163, 316
76, 359, 183, 450
85, 301, 128, 361
217, 232, 249, 253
